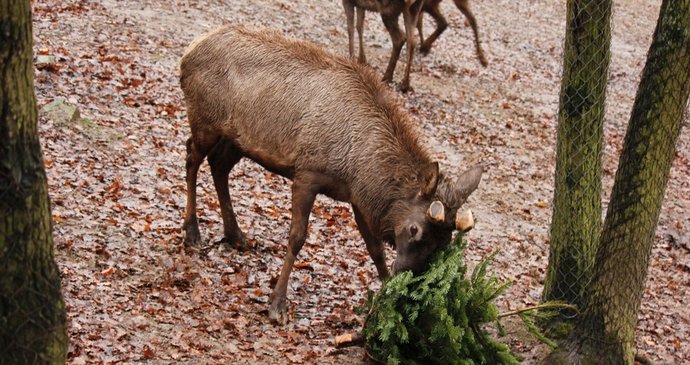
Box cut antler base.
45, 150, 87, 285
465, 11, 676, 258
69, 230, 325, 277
456, 209, 475, 233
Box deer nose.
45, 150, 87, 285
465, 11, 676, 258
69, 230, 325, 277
391, 261, 399, 275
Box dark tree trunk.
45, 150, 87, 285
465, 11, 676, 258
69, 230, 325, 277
543, 0, 612, 310
556, 0, 690, 363
0, 0, 68, 363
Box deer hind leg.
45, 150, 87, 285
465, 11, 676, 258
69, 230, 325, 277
356, 6, 367, 63
420, 0, 448, 55
454, 0, 488, 66
416, 11, 424, 44
380, 12, 406, 84
268, 171, 319, 324
183, 133, 217, 246
399, 0, 424, 92
353, 206, 390, 280
207, 139, 245, 248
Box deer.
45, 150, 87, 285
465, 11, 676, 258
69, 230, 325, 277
342, 0, 487, 89
180, 24, 484, 324
342, 0, 425, 92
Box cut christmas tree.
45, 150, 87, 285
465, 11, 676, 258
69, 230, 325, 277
362, 234, 520, 364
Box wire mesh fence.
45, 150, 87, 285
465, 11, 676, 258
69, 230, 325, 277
0, 142, 69, 363
544, 0, 690, 330
543, 0, 613, 313
0, 0, 69, 362
586, 0, 690, 337
0, 107, 69, 364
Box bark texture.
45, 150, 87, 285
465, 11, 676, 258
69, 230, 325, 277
543, 0, 612, 309
0, 0, 68, 363
567, 0, 690, 363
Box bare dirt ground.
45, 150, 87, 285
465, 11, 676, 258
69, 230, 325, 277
31, 0, 688, 363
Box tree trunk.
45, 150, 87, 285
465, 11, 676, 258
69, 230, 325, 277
542, 0, 612, 310
0, 1, 68, 363
566, 0, 690, 363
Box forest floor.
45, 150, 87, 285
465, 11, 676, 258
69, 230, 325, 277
31, 0, 688, 364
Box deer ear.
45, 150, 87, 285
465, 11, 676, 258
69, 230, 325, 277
454, 165, 483, 202
419, 161, 439, 198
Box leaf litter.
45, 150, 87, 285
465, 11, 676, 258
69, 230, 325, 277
32, 0, 689, 363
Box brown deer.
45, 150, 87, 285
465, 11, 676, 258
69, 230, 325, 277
180, 25, 483, 324
342, 0, 424, 91
342, 0, 487, 87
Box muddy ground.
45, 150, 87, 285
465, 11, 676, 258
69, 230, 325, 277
31, 0, 688, 363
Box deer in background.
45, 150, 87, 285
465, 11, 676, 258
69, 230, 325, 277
343, 0, 424, 91
342, 0, 487, 90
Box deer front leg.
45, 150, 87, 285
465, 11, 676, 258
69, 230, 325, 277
353, 206, 390, 280
268, 173, 318, 324
356, 6, 367, 63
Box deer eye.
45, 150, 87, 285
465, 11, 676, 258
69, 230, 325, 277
409, 224, 419, 237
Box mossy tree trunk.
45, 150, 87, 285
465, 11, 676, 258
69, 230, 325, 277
0, 0, 68, 363
543, 0, 612, 309
565, 1, 690, 363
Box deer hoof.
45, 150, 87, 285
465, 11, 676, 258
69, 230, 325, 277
184, 224, 202, 246
268, 299, 289, 325
219, 231, 249, 250
399, 83, 413, 93
228, 229, 247, 244
479, 54, 489, 67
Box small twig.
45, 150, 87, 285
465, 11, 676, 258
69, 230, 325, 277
498, 302, 577, 319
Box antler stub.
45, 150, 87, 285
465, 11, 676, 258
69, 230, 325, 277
455, 209, 475, 232
427, 200, 446, 224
